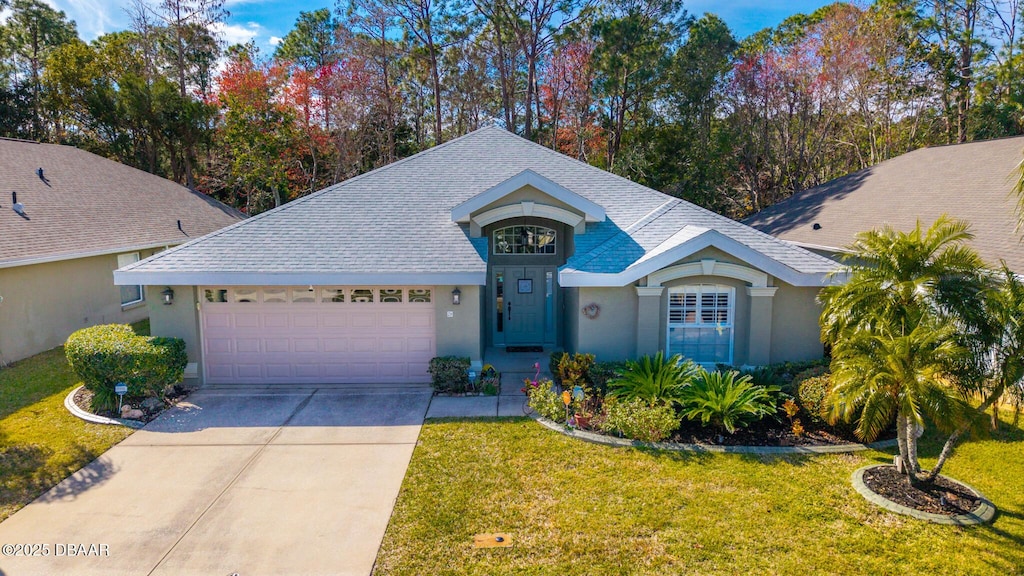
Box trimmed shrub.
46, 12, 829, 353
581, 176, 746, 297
721, 359, 830, 392
65, 324, 187, 412
794, 369, 857, 437
678, 370, 780, 434
607, 352, 699, 406
527, 380, 565, 422
428, 356, 473, 394
598, 398, 679, 443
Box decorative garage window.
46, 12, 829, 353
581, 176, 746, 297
201, 287, 436, 305
232, 288, 257, 303
380, 289, 403, 303
117, 252, 144, 306
408, 289, 432, 303
292, 287, 316, 303
493, 225, 556, 255
667, 284, 734, 365
321, 288, 345, 303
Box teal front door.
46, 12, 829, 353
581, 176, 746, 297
496, 266, 547, 346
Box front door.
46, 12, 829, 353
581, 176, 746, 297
493, 266, 549, 346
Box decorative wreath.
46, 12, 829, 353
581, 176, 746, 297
581, 302, 600, 319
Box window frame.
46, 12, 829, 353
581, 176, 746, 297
117, 252, 144, 307
492, 225, 557, 255
666, 284, 735, 366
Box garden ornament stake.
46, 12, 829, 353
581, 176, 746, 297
562, 390, 571, 425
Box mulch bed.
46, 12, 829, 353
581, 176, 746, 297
666, 418, 863, 447
72, 385, 190, 424
863, 465, 982, 516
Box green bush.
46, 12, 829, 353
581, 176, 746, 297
527, 381, 566, 422
587, 361, 627, 398
549, 351, 566, 386
598, 397, 679, 443
65, 324, 187, 412
556, 352, 596, 390
678, 370, 779, 434
607, 352, 698, 406
428, 356, 473, 394
794, 369, 857, 437
720, 359, 830, 391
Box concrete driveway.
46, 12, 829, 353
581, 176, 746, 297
0, 386, 432, 576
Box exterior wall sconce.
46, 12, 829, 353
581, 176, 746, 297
451, 287, 461, 305
161, 287, 175, 305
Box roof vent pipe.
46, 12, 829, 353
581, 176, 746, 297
12, 191, 25, 216
37, 168, 43, 179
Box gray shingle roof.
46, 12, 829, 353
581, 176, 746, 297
0, 138, 244, 266
745, 136, 1024, 273
119, 126, 837, 286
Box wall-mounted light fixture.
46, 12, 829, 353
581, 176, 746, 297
161, 287, 175, 305
451, 287, 461, 306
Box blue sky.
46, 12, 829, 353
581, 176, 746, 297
37, 0, 836, 52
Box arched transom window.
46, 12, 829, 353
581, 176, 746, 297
493, 225, 556, 255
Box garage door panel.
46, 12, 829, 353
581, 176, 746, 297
406, 337, 433, 354
235, 313, 260, 328
294, 338, 319, 353
323, 338, 348, 352
379, 363, 406, 378
351, 313, 376, 329
202, 287, 436, 384
237, 364, 262, 379
264, 314, 289, 328
264, 338, 290, 353
293, 314, 318, 328
235, 339, 261, 353
406, 312, 433, 329
379, 338, 405, 353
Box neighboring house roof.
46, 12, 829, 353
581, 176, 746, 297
116, 126, 838, 288
745, 136, 1024, 273
0, 138, 244, 268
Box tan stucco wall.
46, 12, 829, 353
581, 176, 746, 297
575, 286, 638, 361
434, 284, 483, 365
769, 283, 825, 363
0, 250, 156, 363
146, 285, 202, 380
475, 185, 579, 216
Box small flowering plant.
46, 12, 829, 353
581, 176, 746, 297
520, 362, 543, 394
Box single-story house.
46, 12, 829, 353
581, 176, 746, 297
745, 136, 1024, 274
116, 126, 840, 386
0, 137, 244, 364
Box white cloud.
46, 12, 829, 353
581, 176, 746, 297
210, 21, 262, 46
46, 0, 132, 41
268, 35, 282, 46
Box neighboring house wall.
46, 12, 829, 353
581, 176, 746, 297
0, 249, 156, 363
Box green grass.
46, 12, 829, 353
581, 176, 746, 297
0, 321, 149, 521
376, 417, 1024, 575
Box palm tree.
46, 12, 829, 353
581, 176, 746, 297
820, 216, 989, 486
827, 317, 972, 485
925, 265, 1024, 482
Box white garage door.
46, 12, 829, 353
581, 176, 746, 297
200, 286, 436, 384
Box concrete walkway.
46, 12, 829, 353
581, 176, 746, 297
424, 354, 545, 419
0, 386, 431, 576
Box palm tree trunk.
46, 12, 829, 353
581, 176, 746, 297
906, 420, 922, 473
925, 381, 1007, 482
895, 414, 917, 486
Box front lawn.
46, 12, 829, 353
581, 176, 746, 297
0, 322, 149, 521
375, 417, 1024, 575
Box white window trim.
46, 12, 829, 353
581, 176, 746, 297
117, 252, 144, 307
666, 284, 735, 366
492, 225, 557, 255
